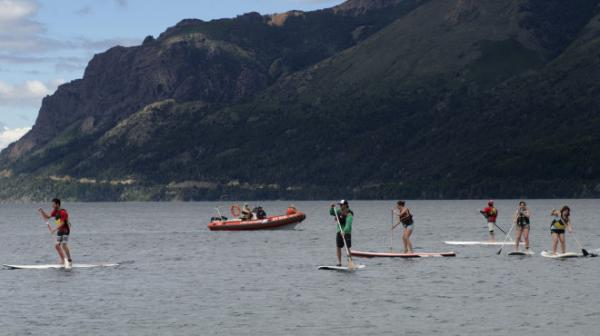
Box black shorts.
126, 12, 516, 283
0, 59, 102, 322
551, 228, 565, 235
336, 232, 351, 248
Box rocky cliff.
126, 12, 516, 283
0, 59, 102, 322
2, 0, 600, 201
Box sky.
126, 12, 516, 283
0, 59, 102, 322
0, 0, 342, 149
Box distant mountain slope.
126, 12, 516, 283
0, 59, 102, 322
1, 0, 600, 201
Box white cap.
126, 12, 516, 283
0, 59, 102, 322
339, 200, 348, 205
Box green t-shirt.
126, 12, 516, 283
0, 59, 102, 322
330, 208, 353, 234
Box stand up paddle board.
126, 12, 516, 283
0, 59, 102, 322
3, 263, 119, 270
351, 251, 456, 258
507, 250, 534, 256
318, 264, 366, 271
444, 241, 515, 246
540, 251, 581, 259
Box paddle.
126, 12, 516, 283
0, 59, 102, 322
493, 223, 507, 235
496, 221, 516, 255
479, 210, 507, 234
333, 206, 355, 270
570, 232, 597, 257
390, 209, 394, 251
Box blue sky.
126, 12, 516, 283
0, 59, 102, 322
0, 0, 342, 148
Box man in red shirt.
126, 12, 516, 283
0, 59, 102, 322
480, 200, 498, 240
39, 198, 72, 266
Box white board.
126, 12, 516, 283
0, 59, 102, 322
540, 251, 581, 259
3, 263, 119, 270
444, 241, 515, 246
318, 264, 366, 271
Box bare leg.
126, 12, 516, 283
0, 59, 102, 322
515, 227, 522, 251
403, 228, 413, 253
551, 233, 559, 254
488, 223, 495, 241
523, 227, 530, 250
559, 234, 566, 254
54, 242, 65, 263
62, 243, 72, 262
336, 247, 342, 266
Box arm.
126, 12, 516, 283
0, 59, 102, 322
398, 208, 409, 222
329, 205, 337, 217
566, 220, 574, 233
344, 213, 353, 234
480, 208, 488, 218
38, 208, 51, 220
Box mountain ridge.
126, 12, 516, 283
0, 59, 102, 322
2, 0, 600, 201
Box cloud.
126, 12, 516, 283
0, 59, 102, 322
0, 126, 30, 149
0, 0, 43, 34
114, 0, 127, 8
297, 0, 340, 3
75, 5, 93, 16
0, 79, 64, 106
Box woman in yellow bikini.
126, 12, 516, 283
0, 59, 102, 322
550, 206, 574, 254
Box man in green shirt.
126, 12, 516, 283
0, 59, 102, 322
330, 200, 353, 266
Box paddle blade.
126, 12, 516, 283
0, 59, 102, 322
582, 249, 589, 257
347, 258, 355, 271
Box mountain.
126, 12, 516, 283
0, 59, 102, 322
2, 0, 600, 201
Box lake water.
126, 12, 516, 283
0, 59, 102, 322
1, 200, 599, 335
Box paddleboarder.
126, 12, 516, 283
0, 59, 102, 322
330, 200, 353, 267
395, 200, 414, 253
513, 201, 531, 252
38, 198, 72, 266
480, 200, 498, 240
549, 206, 574, 255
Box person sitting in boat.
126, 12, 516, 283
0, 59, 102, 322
254, 206, 267, 219
550, 206, 574, 255
286, 205, 297, 215
241, 203, 253, 221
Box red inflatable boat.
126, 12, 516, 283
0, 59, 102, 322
208, 212, 306, 231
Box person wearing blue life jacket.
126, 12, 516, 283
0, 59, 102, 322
330, 200, 353, 267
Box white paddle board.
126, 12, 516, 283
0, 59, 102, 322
318, 264, 366, 271
445, 241, 515, 246
540, 251, 581, 259
3, 263, 119, 270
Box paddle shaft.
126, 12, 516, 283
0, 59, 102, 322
390, 209, 394, 251
569, 231, 590, 256
480, 211, 507, 234
493, 223, 507, 235
333, 207, 354, 268
497, 221, 517, 255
